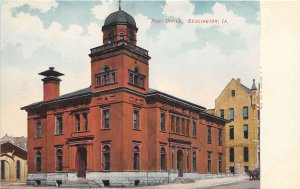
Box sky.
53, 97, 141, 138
0, 0, 260, 137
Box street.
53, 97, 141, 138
202, 180, 260, 189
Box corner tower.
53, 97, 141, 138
89, 6, 150, 94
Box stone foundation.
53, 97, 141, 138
27, 172, 227, 187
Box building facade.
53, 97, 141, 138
213, 78, 260, 174
0, 135, 28, 182
21, 8, 227, 187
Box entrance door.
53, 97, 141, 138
76, 147, 87, 178
177, 150, 183, 177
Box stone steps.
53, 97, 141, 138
59, 180, 101, 188
174, 177, 195, 184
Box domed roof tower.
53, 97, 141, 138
101, 3, 138, 45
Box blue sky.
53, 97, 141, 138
0, 0, 260, 137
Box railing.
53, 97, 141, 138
90, 40, 149, 56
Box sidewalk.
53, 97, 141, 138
0, 175, 248, 189
130, 175, 249, 189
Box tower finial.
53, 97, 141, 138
119, 0, 121, 11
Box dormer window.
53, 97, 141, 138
128, 67, 145, 88
96, 66, 117, 87
119, 32, 124, 40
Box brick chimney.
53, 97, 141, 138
39, 67, 64, 101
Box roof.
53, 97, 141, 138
0, 135, 27, 151
39, 67, 64, 77
147, 88, 206, 111
241, 83, 252, 94
21, 87, 91, 110
103, 10, 136, 28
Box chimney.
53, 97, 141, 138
237, 78, 241, 84
39, 67, 64, 101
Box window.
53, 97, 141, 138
218, 153, 222, 174
36, 120, 42, 138
133, 146, 140, 170
56, 149, 63, 171
1, 160, 5, 179
186, 119, 190, 136
243, 106, 248, 119
128, 67, 145, 88
55, 116, 63, 135
36, 151, 42, 172
229, 108, 234, 121
75, 114, 80, 132
192, 120, 197, 138
171, 116, 175, 133
176, 117, 180, 134
187, 152, 190, 172
207, 126, 212, 144
160, 147, 166, 171
231, 90, 235, 97
83, 113, 88, 131
119, 32, 124, 40
258, 109, 260, 120
243, 125, 248, 139
103, 109, 110, 129
220, 109, 224, 118
128, 32, 134, 43
181, 118, 185, 135
16, 160, 21, 179
218, 128, 222, 145
244, 147, 249, 162
103, 145, 110, 171
229, 148, 234, 162
96, 66, 117, 87
108, 32, 114, 43
192, 151, 196, 172
160, 113, 165, 132
207, 152, 212, 173
229, 126, 234, 140
133, 110, 140, 130
171, 150, 174, 170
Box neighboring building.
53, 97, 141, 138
0, 134, 27, 182
212, 78, 260, 174
21, 7, 227, 187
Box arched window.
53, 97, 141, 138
207, 152, 212, 173
56, 149, 63, 171
192, 151, 196, 172
160, 147, 166, 171
1, 160, 5, 179
133, 146, 140, 170
96, 65, 117, 87
218, 153, 222, 174
35, 151, 42, 172
103, 145, 110, 171
16, 160, 21, 179
119, 32, 124, 40
108, 32, 114, 43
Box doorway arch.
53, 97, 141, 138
76, 146, 87, 178
177, 150, 183, 177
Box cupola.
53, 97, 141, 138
101, 3, 138, 45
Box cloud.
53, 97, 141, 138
92, 0, 117, 20
136, 1, 260, 107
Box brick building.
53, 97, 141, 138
21, 7, 227, 187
